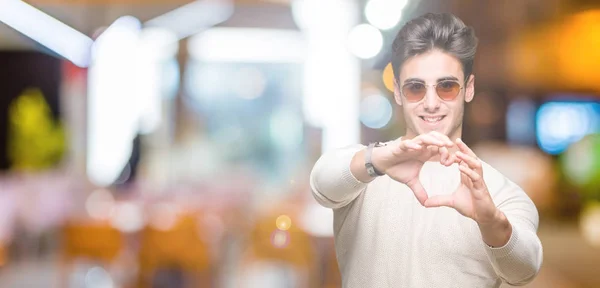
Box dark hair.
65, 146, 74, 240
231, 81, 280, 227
391, 13, 478, 80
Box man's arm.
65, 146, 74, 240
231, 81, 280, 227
479, 209, 512, 248
309, 144, 373, 209
311, 133, 454, 209
423, 139, 543, 285
481, 179, 543, 286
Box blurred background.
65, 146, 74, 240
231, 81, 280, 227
0, 0, 599, 287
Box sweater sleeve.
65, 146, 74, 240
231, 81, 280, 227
309, 144, 368, 209
483, 174, 543, 286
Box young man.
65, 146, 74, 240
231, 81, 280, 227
310, 13, 543, 287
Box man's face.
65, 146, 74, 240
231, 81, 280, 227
393, 49, 475, 140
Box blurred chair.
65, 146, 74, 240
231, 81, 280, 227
137, 213, 212, 288
60, 221, 124, 287
239, 211, 319, 288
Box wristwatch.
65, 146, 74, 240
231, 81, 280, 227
365, 142, 386, 177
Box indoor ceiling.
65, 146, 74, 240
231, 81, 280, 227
2, 0, 597, 93
0, 0, 295, 49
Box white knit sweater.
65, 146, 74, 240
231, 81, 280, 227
310, 144, 543, 288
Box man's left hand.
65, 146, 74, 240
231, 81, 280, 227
423, 138, 499, 225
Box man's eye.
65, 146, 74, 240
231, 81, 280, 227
437, 81, 460, 92
407, 83, 425, 91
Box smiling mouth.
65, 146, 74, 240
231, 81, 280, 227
419, 116, 446, 124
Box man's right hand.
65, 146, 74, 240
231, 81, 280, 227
371, 132, 456, 205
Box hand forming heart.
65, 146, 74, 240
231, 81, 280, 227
423, 138, 498, 225
372, 133, 498, 224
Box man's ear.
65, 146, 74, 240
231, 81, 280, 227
393, 78, 403, 106
464, 74, 475, 103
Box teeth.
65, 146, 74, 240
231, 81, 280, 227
423, 117, 443, 123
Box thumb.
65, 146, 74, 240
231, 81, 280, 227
424, 195, 455, 208
406, 178, 428, 206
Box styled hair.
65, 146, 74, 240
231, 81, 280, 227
391, 13, 478, 80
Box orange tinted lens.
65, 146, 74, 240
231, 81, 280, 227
402, 83, 427, 102
435, 81, 461, 100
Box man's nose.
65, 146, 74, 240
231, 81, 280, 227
423, 87, 441, 111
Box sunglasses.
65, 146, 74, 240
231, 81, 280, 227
401, 80, 464, 102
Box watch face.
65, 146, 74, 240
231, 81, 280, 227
365, 164, 377, 177
366, 166, 375, 176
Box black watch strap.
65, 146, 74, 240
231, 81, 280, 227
365, 142, 385, 177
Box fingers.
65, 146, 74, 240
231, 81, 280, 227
399, 139, 422, 150
447, 151, 459, 166
428, 131, 455, 147
406, 178, 428, 206
455, 143, 484, 189
415, 132, 454, 147
401, 132, 454, 153
456, 151, 482, 171
459, 162, 471, 185
424, 195, 454, 208
413, 134, 446, 147
458, 163, 481, 182
398, 133, 457, 165
439, 146, 449, 164
440, 147, 451, 166
426, 145, 440, 154
404, 133, 457, 165
439, 146, 459, 166
458, 162, 485, 190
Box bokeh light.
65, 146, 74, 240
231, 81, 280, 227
506, 98, 537, 145
271, 230, 290, 249
365, 0, 407, 30
580, 202, 600, 248
85, 189, 115, 220
347, 24, 383, 59
360, 93, 393, 129
85, 266, 114, 288
382, 62, 395, 92
536, 101, 600, 154
276, 215, 292, 231
561, 134, 600, 194
110, 202, 144, 233
148, 202, 180, 231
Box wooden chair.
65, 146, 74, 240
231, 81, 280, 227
60, 221, 124, 287
137, 214, 212, 288
239, 212, 319, 288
